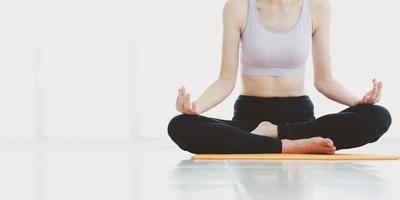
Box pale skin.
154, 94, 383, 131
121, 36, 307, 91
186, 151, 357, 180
175, 0, 383, 154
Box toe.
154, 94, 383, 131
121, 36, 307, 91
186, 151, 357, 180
328, 146, 336, 155
323, 147, 335, 155
323, 138, 334, 147
321, 145, 336, 154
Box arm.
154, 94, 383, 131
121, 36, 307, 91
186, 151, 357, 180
176, 0, 245, 114
310, 0, 382, 107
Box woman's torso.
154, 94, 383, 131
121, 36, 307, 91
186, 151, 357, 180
240, 75, 306, 97
239, 0, 313, 97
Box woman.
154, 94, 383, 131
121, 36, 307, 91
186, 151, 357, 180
167, 0, 392, 154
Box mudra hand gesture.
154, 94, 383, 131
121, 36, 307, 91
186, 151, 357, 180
356, 79, 383, 105
176, 86, 199, 115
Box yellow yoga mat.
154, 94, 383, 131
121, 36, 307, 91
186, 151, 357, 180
194, 153, 400, 160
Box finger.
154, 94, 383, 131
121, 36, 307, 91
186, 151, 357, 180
177, 88, 185, 110
372, 78, 378, 91
191, 101, 197, 114
179, 86, 184, 97
187, 95, 195, 114
367, 79, 376, 100
184, 93, 190, 112
181, 87, 187, 98
367, 79, 377, 102
178, 87, 184, 97
177, 94, 185, 112
182, 93, 187, 112
374, 82, 383, 103
182, 86, 186, 92
369, 82, 379, 103
373, 81, 382, 103
181, 86, 187, 95
362, 95, 369, 104
187, 93, 191, 111
176, 90, 180, 109
374, 93, 381, 104
366, 89, 375, 103
377, 81, 383, 95
176, 88, 181, 103
371, 81, 382, 103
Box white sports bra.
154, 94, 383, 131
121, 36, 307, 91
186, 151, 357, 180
240, 0, 313, 77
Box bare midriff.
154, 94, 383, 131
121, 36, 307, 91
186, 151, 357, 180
240, 74, 307, 97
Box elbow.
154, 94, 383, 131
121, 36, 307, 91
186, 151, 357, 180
226, 80, 236, 92
314, 83, 325, 94
314, 82, 323, 93
314, 80, 324, 92
314, 77, 334, 93
218, 77, 236, 92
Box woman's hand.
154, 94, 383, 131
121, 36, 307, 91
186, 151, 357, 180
355, 79, 383, 105
176, 86, 199, 115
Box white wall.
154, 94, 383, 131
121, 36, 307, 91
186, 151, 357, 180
0, 0, 398, 141
0, 0, 137, 140
0, 0, 36, 140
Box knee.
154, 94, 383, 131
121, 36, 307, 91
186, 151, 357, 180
167, 114, 197, 148
363, 104, 392, 136
167, 114, 190, 137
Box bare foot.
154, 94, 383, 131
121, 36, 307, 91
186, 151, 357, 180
281, 137, 336, 154
250, 121, 278, 138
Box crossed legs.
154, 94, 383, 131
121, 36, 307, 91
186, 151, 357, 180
167, 104, 391, 154
167, 114, 282, 154
255, 104, 392, 150
167, 115, 334, 154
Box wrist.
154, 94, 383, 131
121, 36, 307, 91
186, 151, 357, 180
193, 100, 204, 115
349, 97, 360, 107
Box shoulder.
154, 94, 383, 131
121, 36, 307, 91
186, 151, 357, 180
223, 0, 248, 12
310, 0, 331, 32
223, 0, 248, 30
310, 0, 331, 13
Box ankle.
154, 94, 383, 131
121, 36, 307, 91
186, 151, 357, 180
270, 124, 278, 138
281, 139, 292, 153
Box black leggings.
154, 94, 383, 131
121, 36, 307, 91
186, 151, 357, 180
167, 95, 392, 154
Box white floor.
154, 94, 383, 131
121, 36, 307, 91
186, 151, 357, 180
0, 137, 399, 200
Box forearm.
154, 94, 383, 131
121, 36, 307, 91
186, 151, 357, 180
315, 78, 359, 106
194, 79, 235, 114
